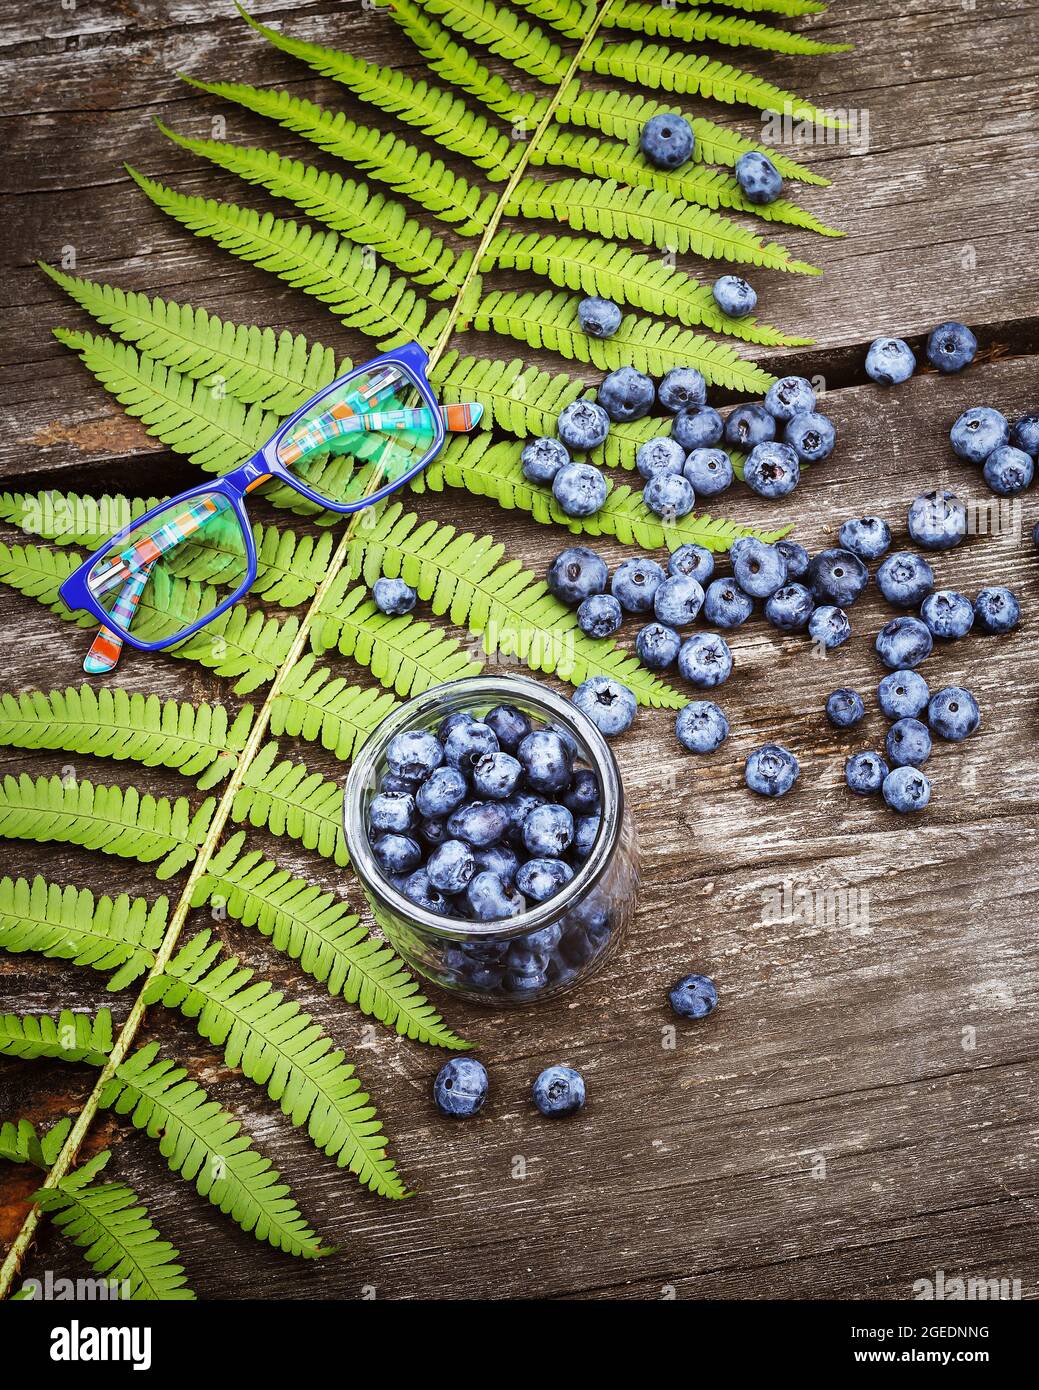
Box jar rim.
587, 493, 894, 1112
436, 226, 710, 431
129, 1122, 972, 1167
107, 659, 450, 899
342, 674, 624, 939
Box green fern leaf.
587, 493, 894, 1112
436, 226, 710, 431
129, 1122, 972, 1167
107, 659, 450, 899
127, 168, 449, 352
0, 1009, 113, 1065
100, 1042, 329, 1259
603, 1, 849, 53
271, 653, 399, 762
0, 686, 253, 790
144, 930, 408, 1199
236, 4, 521, 178
194, 833, 469, 1050
405, 0, 568, 83
507, 0, 594, 39
181, 77, 494, 234
155, 125, 469, 301
0, 487, 159, 547
0, 875, 165, 990
0, 1117, 73, 1168
344, 503, 686, 708
482, 231, 810, 346
506, 177, 821, 274
231, 741, 348, 867
0, 773, 214, 880
35, 1152, 195, 1300
691, 1, 828, 16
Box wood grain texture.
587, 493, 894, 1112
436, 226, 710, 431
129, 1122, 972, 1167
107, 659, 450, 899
1, 0, 1038, 1302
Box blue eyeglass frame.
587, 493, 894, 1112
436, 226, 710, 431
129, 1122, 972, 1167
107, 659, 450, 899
58, 342, 445, 653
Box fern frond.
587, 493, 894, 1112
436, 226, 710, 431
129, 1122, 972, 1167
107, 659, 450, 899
35, 1152, 195, 1300
344, 504, 686, 708
155, 125, 469, 301
271, 653, 399, 762
0, 875, 165, 990
0, 1117, 72, 1168
145, 930, 408, 1198
127, 169, 448, 352
603, 2, 850, 53
181, 77, 494, 233
0, 773, 214, 880
0, 1009, 113, 1065
482, 232, 809, 346
231, 741, 348, 866
580, 38, 843, 126
100, 1042, 329, 1258
237, 5, 521, 178
508, 0, 595, 40
40, 262, 340, 410
0, 487, 158, 547
695, 0, 828, 16
406, 0, 567, 83
469, 289, 777, 393
506, 177, 820, 273
194, 833, 469, 1050
0, 687, 253, 790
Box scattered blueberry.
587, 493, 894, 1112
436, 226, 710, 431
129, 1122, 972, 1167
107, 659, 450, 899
703, 578, 753, 628
765, 582, 815, 632
764, 375, 816, 422
643, 471, 695, 518
926, 321, 977, 373
577, 592, 623, 638
973, 586, 1020, 634
1010, 412, 1039, 457
809, 548, 868, 606
675, 700, 729, 753
547, 546, 608, 606
553, 462, 608, 517
927, 685, 980, 741
983, 445, 1034, 495
434, 1057, 489, 1117
724, 403, 776, 450
785, 410, 836, 463
577, 295, 622, 339
669, 972, 718, 1019
886, 717, 932, 768
373, 576, 416, 616
659, 367, 707, 414
636, 621, 681, 670
683, 447, 733, 497
745, 743, 799, 797
636, 435, 685, 481
865, 336, 916, 386
882, 765, 931, 813
731, 536, 787, 598
653, 574, 705, 627
521, 436, 569, 484
876, 551, 934, 607
712, 274, 757, 317
808, 604, 851, 649
838, 516, 891, 562
877, 669, 930, 720
556, 399, 610, 451
826, 688, 865, 729
598, 366, 655, 423
949, 406, 1008, 464
611, 556, 666, 613
907, 489, 966, 549
669, 543, 715, 584
640, 112, 695, 169
678, 631, 733, 687
744, 441, 800, 498
845, 751, 889, 795
735, 149, 783, 204
672, 404, 722, 448
532, 1065, 586, 1117
571, 676, 637, 737
775, 540, 810, 579
875, 615, 933, 669
921, 589, 974, 640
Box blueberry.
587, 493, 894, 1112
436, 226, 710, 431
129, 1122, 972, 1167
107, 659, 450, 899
882, 765, 931, 813
669, 542, 714, 584
809, 547, 868, 607
764, 375, 816, 422
808, 604, 851, 649
926, 321, 976, 373
875, 615, 933, 669
444, 720, 499, 772
532, 1065, 586, 1116
522, 802, 575, 856
669, 972, 718, 1018
547, 546, 608, 606
415, 766, 467, 819
577, 592, 623, 638
921, 589, 974, 640
465, 870, 525, 921
418, 816, 449, 847
611, 556, 666, 613
950, 406, 1009, 464
785, 410, 836, 463
1010, 412, 1039, 457
474, 843, 519, 884
562, 768, 600, 815
471, 751, 522, 800
876, 551, 934, 607
826, 688, 865, 729
703, 578, 753, 628
517, 730, 573, 793
643, 471, 695, 519
745, 743, 799, 797
678, 631, 733, 687
483, 704, 531, 754
438, 710, 474, 744
877, 669, 930, 720
983, 445, 1034, 496
386, 730, 443, 780
712, 274, 757, 317
683, 447, 734, 497
865, 337, 916, 386
571, 676, 637, 737
744, 441, 800, 498
672, 404, 723, 448
636, 621, 681, 670
845, 751, 889, 795
765, 582, 814, 632
433, 1057, 488, 1117
886, 717, 931, 768
653, 574, 705, 626
724, 403, 775, 450
373, 576, 416, 616
578, 295, 622, 339
735, 150, 782, 204
368, 790, 416, 834
446, 799, 508, 848
927, 685, 980, 741
598, 366, 655, 423
775, 540, 810, 579
636, 435, 686, 481
838, 516, 891, 562
573, 813, 600, 860
515, 858, 574, 904
401, 868, 449, 914
426, 838, 476, 894
502, 967, 547, 995
658, 367, 707, 414
640, 111, 695, 169
557, 399, 610, 451
675, 700, 729, 753
521, 436, 570, 484
974, 586, 1020, 634
379, 770, 420, 795
371, 833, 423, 876
731, 537, 787, 599
553, 462, 608, 517
907, 489, 966, 550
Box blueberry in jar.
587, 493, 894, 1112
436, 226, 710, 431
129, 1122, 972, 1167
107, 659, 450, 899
446, 799, 509, 848
444, 719, 499, 773
385, 729, 444, 781
515, 858, 574, 904
517, 730, 573, 793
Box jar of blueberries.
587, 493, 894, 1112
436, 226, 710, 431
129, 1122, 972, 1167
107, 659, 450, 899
343, 675, 639, 1005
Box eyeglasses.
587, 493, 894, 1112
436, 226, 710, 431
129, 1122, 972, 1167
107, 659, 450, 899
58, 343, 481, 673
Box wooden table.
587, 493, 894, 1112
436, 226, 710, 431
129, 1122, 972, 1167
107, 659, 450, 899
2, 0, 1038, 1301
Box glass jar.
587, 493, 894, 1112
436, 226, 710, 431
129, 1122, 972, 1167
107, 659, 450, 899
343, 675, 640, 1006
